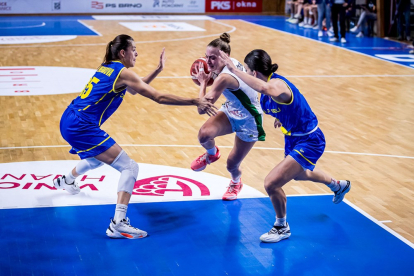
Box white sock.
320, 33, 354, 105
327, 178, 340, 192
231, 175, 241, 184
114, 204, 128, 223
64, 171, 76, 184
304, 17, 308, 24
274, 216, 287, 227
206, 146, 217, 156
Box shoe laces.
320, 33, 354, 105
119, 218, 139, 230
269, 225, 286, 235
196, 152, 210, 164
227, 183, 240, 193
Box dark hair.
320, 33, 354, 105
244, 49, 278, 77
103, 34, 134, 64
207, 33, 231, 55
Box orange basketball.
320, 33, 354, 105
190, 58, 214, 86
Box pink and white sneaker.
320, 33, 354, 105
191, 146, 221, 171
222, 179, 243, 201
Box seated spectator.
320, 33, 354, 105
286, 0, 300, 24
350, 0, 377, 37
299, 0, 315, 27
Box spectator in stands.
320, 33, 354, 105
286, 0, 300, 24
299, 0, 315, 28
350, 0, 377, 37
317, 0, 334, 37
329, 0, 349, 43
396, 0, 411, 41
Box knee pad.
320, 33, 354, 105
110, 150, 139, 194
75, 158, 104, 175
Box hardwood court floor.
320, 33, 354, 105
1, 18, 414, 243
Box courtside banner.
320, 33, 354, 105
0, 0, 205, 14
205, 0, 262, 12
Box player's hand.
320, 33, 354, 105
218, 50, 236, 72
157, 48, 167, 71
197, 97, 218, 116
192, 61, 211, 85
274, 118, 282, 128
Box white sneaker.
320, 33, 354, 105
329, 37, 338, 42
327, 30, 335, 37
286, 17, 293, 21
299, 21, 306, 27
350, 26, 359, 33
333, 180, 351, 204
356, 32, 364, 38
410, 49, 414, 54
304, 24, 313, 28
53, 175, 80, 195
312, 24, 319, 30
341, 37, 347, 43
260, 223, 291, 243
318, 30, 323, 37
106, 218, 148, 239
290, 18, 299, 24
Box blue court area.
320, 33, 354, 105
1, 195, 413, 276
0, 16, 98, 36
214, 15, 414, 69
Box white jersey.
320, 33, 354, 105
218, 58, 265, 142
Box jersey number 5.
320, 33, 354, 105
80, 77, 100, 99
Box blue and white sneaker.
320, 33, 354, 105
106, 218, 148, 239
260, 223, 291, 243
333, 180, 351, 204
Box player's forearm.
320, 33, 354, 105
197, 82, 208, 114
232, 69, 267, 94
142, 67, 162, 84
155, 94, 198, 106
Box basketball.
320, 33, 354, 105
190, 58, 214, 86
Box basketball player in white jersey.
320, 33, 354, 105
191, 33, 265, 200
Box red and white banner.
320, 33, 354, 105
205, 0, 262, 12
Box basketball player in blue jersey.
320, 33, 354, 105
219, 49, 351, 243
54, 34, 217, 239
191, 33, 265, 201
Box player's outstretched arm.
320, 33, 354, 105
141, 48, 166, 84
119, 68, 217, 116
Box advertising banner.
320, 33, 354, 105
205, 0, 262, 12
0, 0, 205, 14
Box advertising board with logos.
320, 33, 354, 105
0, 0, 205, 14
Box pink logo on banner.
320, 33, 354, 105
133, 175, 210, 197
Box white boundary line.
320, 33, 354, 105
77, 20, 102, 37
0, 20, 236, 48
343, 198, 414, 249
0, 22, 46, 29
0, 144, 413, 159
239, 19, 414, 71
286, 194, 414, 249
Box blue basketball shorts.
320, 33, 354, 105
60, 108, 116, 159
284, 128, 326, 171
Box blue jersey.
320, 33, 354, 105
260, 73, 318, 136
69, 61, 126, 126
